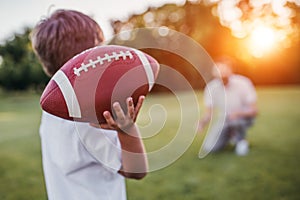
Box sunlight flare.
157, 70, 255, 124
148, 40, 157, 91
247, 25, 277, 58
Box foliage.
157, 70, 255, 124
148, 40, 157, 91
110, 2, 300, 86
0, 28, 49, 91
0, 2, 299, 91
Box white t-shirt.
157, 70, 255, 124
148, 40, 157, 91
204, 75, 257, 116
39, 111, 126, 200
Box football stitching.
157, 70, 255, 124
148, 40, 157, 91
73, 50, 134, 76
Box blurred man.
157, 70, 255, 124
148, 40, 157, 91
198, 57, 258, 155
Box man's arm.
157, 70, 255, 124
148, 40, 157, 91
228, 102, 258, 121
100, 96, 148, 179
198, 107, 213, 132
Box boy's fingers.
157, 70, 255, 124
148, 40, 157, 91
99, 123, 111, 130
103, 111, 116, 127
135, 96, 145, 113
134, 96, 145, 120
127, 97, 135, 119
113, 102, 125, 121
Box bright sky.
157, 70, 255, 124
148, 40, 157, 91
0, 0, 186, 43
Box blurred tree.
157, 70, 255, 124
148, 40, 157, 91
110, 1, 300, 87
110, 3, 222, 91
0, 28, 49, 91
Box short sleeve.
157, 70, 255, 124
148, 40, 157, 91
203, 79, 222, 108
75, 123, 122, 174
243, 78, 257, 104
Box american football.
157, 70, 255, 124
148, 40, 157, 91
40, 45, 160, 124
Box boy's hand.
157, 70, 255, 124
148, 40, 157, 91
100, 96, 145, 132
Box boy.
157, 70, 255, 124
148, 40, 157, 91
31, 9, 148, 199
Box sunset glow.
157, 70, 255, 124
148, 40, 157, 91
210, 0, 300, 58
248, 25, 277, 58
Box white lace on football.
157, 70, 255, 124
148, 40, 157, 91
73, 50, 134, 76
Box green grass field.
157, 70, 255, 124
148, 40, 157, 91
0, 86, 299, 200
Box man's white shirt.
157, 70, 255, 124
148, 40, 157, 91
204, 75, 257, 116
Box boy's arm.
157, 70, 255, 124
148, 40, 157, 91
116, 125, 148, 179
100, 96, 148, 179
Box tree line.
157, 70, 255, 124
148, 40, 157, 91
0, 1, 299, 91
110, 2, 300, 87
0, 28, 49, 91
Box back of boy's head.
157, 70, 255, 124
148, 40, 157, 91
31, 9, 104, 77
